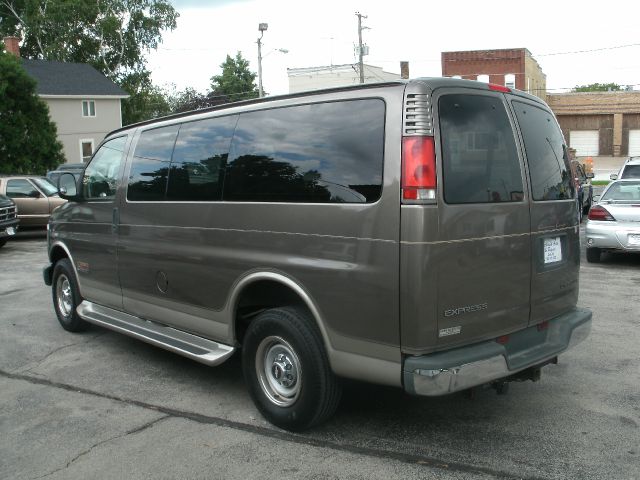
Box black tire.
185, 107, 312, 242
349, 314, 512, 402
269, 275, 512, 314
0, 238, 6, 248
52, 258, 87, 332
242, 307, 341, 431
583, 194, 592, 216
586, 247, 601, 263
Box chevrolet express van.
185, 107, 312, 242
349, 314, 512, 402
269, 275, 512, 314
44, 78, 592, 431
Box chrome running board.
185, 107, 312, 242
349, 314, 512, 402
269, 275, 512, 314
76, 301, 235, 366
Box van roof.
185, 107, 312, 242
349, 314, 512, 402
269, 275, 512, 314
109, 77, 547, 137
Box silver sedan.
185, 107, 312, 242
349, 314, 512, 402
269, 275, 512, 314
585, 179, 640, 262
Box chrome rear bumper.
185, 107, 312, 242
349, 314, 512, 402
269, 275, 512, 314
404, 307, 591, 396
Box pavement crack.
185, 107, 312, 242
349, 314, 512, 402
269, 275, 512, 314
2, 369, 549, 480
31, 414, 170, 479
15, 332, 107, 375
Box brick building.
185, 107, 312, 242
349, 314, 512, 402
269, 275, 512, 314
441, 48, 546, 100
546, 91, 640, 157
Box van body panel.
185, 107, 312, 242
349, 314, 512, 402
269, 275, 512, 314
115, 85, 405, 359
529, 205, 580, 325
51, 207, 122, 309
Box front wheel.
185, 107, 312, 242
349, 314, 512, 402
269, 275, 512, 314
52, 258, 87, 332
242, 307, 341, 431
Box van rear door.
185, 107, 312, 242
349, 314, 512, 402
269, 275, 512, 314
433, 89, 532, 347
509, 98, 579, 325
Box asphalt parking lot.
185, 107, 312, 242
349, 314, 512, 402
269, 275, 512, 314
1, 228, 638, 480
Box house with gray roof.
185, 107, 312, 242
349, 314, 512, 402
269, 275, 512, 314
4, 36, 129, 165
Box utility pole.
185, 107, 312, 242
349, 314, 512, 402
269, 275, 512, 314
355, 12, 367, 84
257, 23, 268, 98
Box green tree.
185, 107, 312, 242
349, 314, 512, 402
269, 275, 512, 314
120, 70, 171, 125
573, 82, 622, 92
0, 49, 64, 174
210, 52, 259, 102
0, 0, 178, 78
1, 0, 179, 123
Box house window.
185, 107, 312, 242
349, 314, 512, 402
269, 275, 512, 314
80, 139, 94, 163
82, 100, 96, 117
477, 74, 489, 83
505, 74, 516, 89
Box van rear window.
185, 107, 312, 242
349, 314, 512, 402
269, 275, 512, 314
513, 101, 573, 201
439, 94, 524, 204
223, 100, 385, 203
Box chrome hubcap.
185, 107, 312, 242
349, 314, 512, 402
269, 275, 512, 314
56, 274, 73, 317
256, 336, 301, 407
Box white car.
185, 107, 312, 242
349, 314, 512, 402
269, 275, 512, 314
610, 156, 640, 180
585, 179, 640, 262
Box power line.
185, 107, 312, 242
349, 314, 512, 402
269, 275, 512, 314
534, 43, 640, 57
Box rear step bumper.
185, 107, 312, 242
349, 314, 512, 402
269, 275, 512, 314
403, 307, 591, 396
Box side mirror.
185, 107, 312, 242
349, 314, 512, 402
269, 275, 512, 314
58, 172, 81, 201
593, 195, 601, 203
610, 173, 618, 180
586, 172, 594, 179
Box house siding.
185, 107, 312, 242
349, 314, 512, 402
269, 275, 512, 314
44, 98, 122, 163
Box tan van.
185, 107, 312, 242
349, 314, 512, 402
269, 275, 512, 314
44, 78, 591, 430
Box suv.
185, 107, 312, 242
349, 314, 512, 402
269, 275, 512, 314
44, 78, 592, 431
610, 156, 640, 180
0, 194, 19, 248
571, 160, 594, 219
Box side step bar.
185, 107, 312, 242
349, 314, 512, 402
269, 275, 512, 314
77, 301, 235, 366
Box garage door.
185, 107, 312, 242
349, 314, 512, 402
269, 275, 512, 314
629, 130, 640, 156
570, 130, 599, 156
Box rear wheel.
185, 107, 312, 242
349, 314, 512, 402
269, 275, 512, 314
586, 247, 601, 263
52, 258, 87, 332
242, 307, 341, 431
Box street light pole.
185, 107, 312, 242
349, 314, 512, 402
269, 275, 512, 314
257, 23, 268, 98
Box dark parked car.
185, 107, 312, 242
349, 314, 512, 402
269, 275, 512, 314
46, 163, 86, 186
571, 160, 594, 220
0, 193, 19, 248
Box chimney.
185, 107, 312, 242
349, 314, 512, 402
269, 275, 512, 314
3, 36, 20, 57
400, 61, 409, 79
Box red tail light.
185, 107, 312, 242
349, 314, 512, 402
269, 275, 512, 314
488, 84, 511, 93
402, 136, 436, 201
588, 205, 615, 221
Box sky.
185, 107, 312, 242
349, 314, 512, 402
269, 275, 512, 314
146, 0, 640, 96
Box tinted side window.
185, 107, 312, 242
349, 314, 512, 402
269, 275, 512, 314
439, 94, 523, 204
82, 136, 127, 200
224, 100, 385, 203
6, 179, 40, 198
128, 125, 179, 201
166, 115, 236, 201
513, 101, 573, 201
